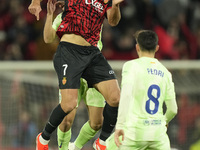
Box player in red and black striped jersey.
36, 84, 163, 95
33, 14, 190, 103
56, 0, 112, 46
29, 0, 124, 150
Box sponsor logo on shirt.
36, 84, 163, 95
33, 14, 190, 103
143, 120, 161, 126
85, 0, 104, 13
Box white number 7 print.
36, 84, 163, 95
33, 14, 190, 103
62, 64, 68, 76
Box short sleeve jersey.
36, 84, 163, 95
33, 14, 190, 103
56, 0, 112, 46
121, 57, 175, 141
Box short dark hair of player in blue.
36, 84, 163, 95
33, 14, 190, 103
134, 30, 158, 52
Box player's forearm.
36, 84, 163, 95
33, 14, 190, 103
107, 4, 121, 26
164, 99, 178, 123
44, 14, 56, 43
116, 84, 132, 129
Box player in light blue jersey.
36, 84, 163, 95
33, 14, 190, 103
106, 30, 178, 150
43, 1, 106, 150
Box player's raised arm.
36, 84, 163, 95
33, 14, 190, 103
106, 0, 124, 26
43, 0, 57, 43
28, 0, 43, 20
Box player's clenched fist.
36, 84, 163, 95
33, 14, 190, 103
28, 0, 42, 20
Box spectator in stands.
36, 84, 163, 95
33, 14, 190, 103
9, 111, 37, 147
177, 93, 200, 149
1, 0, 200, 60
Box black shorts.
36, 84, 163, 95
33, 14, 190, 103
53, 41, 117, 89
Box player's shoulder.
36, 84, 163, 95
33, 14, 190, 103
123, 59, 139, 67
125, 57, 151, 67
157, 60, 169, 71
157, 60, 172, 76
122, 59, 140, 71
125, 58, 140, 64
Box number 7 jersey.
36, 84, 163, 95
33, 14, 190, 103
121, 57, 176, 141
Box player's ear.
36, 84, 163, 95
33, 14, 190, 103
136, 44, 140, 52
155, 45, 159, 52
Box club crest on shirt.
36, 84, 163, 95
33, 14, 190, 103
62, 77, 67, 85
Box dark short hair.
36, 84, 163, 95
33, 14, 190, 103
134, 30, 158, 52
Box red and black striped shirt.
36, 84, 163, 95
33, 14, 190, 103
56, 0, 112, 46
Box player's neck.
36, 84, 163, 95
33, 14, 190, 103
139, 52, 155, 58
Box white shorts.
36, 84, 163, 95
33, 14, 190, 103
106, 132, 170, 150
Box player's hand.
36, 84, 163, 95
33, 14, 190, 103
113, 0, 124, 6
114, 129, 124, 147
47, 0, 56, 15
56, 1, 65, 10
28, 2, 42, 20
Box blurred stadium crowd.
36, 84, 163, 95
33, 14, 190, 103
1, 0, 200, 60
1, 0, 200, 150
